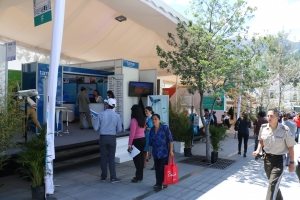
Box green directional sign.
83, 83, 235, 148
33, 0, 52, 27
203, 95, 225, 111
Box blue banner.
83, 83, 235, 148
37, 63, 63, 125
123, 60, 139, 69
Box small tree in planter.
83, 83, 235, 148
169, 108, 193, 156
209, 125, 227, 163
0, 83, 24, 174
18, 126, 46, 200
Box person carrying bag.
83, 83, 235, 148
149, 114, 174, 191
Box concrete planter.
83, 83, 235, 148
173, 141, 184, 153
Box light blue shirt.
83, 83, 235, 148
96, 109, 122, 135
282, 120, 297, 137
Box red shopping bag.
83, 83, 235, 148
163, 157, 179, 185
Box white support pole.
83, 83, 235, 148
45, 0, 65, 195
237, 95, 242, 119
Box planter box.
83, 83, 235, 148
211, 151, 218, 163
184, 147, 192, 157
173, 141, 184, 153
31, 185, 45, 200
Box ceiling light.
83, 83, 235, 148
115, 15, 127, 22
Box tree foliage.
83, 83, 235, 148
261, 32, 300, 109
156, 0, 268, 160
0, 83, 24, 170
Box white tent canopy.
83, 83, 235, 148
0, 0, 184, 76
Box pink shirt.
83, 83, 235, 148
128, 118, 145, 145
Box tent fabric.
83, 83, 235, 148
0, 0, 184, 76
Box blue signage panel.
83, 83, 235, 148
63, 66, 114, 76
37, 63, 63, 125
122, 60, 139, 69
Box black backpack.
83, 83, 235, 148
234, 118, 240, 131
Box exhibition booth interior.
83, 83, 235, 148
21, 59, 168, 138
22, 62, 113, 131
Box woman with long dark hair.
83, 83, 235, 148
128, 104, 146, 183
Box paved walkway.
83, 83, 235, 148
1, 130, 299, 200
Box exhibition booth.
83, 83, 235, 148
21, 59, 165, 163
21, 58, 159, 135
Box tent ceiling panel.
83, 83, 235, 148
0, 0, 183, 76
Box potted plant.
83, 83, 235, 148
169, 108, 193, 157
209, 125, 227, 163
17, 126, 46, 200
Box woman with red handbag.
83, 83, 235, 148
149, 114, 174, 191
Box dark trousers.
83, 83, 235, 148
154, 157, 168, 186
99, 135, 117, 180
132, 138, 145, 180
296, 128, 300, 143
238, 133, 249, 154
224, 119, 230, 129
264, 154, 284, 200
254, 135, 259, 151
79, 112, 92, 128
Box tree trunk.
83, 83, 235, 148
206, 97, 219, 161
205, 124, 211, 161
278, 84, 282, 110
200, 92, 211, 161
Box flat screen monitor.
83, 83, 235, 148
128, 81, 154, 97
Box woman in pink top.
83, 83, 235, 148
294, 113, 300, 143
128, 104, 146, 182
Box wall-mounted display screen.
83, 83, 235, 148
128, 81, 153, 97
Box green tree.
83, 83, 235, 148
156, 0, 266, 160
262, 32, 300, 110
231, 36, 270, 117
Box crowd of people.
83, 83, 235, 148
76, 88, 116, 129
79, 89, 300, 195
188, 107, 300, 199
90, 90, 174, 191
229, 108, 299, 199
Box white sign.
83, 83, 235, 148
33, 0, 52, 26
33, 0, 51, 16
6, 41, 16, 61
148, 95, 169, 125
128, 145, 140, 158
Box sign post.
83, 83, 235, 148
45, 0, 65, 196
